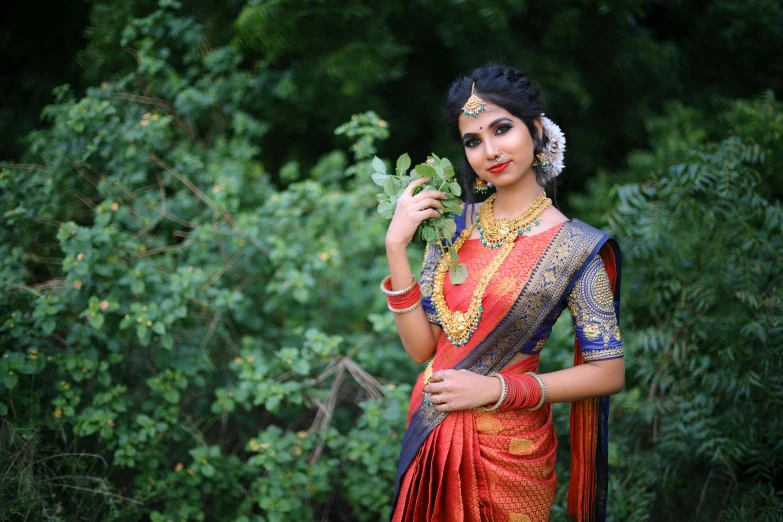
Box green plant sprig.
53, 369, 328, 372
372, 153, 468, 285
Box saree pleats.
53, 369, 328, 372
393, 358, 557, 522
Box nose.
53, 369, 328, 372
483, 138, 497, 161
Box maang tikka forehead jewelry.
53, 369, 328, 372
462, 83, 486, 118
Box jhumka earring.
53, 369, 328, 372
531, 151, 549, 171
462, 83, 486, 118
473, 177, 489, 194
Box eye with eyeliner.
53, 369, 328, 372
463, 124, 513, 148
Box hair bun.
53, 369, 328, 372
506, 69, 527, 84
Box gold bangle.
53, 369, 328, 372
477, 373, 507, 412
525, 372, 547, 410
380, 275, 417, 296
387, 300, 421, 314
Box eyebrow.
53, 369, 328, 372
462, 117, 513, 140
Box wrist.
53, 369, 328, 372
386, 239, 409, 252
486, 374, 503, 404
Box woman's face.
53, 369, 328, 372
458, 102, 541, 190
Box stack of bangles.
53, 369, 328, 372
381, 275, 422, 314
477, 371, 547, 412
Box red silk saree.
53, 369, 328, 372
391, 218, 622, 522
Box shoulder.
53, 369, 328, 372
562, 219, 610, 241
559, 219, 618, 255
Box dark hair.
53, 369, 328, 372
443, 65, 556, 207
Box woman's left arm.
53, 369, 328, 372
537, 358, 624, 402
546, 253, 626, 400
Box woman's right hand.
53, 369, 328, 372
385, 178, 448, 249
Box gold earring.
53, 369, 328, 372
473, 177, 489, 194
495, 149, 504, 161
532, 152, 548, 169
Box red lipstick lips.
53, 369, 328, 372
488, 161, 511, 174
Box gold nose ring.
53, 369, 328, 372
495, 149, 504, 161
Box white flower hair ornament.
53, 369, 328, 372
538, 114, 566, 179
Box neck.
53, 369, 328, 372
492, 170, 544, 219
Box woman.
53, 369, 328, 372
381, 65, 625, 522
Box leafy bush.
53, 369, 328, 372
569, 91, 783, 521
0, 3, 415, 520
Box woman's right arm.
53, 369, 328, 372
385, 177, 447, 364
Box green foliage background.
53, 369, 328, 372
1, 0, 782, 520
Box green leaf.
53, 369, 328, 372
372, 156, 386, 174
448, 182, 462, 196
449, 263, 468, 285
265, 395, 281, 412
136, 324, 151, 346
90, 314, 105, 329
0, 403, 7, 416
131, 280, 145, 295
378, 201, 395, 219
118, 316, 132, 330
4, 373, 18, 390
396, 153, 411, 175
161, 334, 174, 350
163, 389, 181, 404
201, 463, 215, 477
371, 172, 389, 186
414, 164, 436, 180
291, 359, 310, 375
152, 321, 166, 335
440, 220, 457, 239
42, 318, 56, 335
421, 226, 437, 243
440, 156, 454, 172
442, 198, 463, 214
383, 177, 396, 196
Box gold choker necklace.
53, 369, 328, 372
477, 193, 551, 249
432, 194, 551, 346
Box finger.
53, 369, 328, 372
434, 402, 451, 412
429, 369, 451, 383
412, 198, 445, 212
423, 382, 445, 394
410, 190, 448, 202
418, 209, 442, 220
402, 177, 431, 198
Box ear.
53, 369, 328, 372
534, 118, 543, 141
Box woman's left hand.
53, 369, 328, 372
423, 369, 502, 412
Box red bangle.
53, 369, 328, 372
500, 374, 541, 410
381, 275, 416, 296
388, 293, 420, 309
384, 277, 422, 310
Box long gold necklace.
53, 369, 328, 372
478, 193, 551, 248
433, 193, 551, 346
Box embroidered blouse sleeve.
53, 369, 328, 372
419, 242, 442, 326
567, 255, 624, 361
